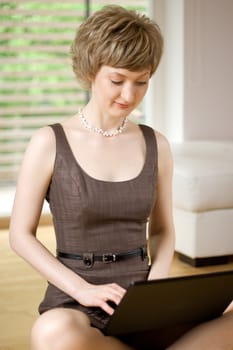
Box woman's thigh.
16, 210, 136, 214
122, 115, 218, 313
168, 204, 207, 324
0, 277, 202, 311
31, 308, 133, 350
31, 308, 90, 349
167, 310, 233, 350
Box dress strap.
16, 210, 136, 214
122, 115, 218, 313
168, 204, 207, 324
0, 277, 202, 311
49, 123, 73, 158
139, 124, 158, 178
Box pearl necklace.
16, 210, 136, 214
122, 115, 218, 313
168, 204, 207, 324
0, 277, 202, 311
78, 109, 128, 137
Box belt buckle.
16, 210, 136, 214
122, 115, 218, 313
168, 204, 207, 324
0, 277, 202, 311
102, 253, 116, 263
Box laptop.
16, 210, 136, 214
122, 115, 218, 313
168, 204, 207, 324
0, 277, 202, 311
103, 270, 233, 336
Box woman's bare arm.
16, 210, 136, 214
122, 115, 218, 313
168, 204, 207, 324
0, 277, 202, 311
147, 131, 175, 280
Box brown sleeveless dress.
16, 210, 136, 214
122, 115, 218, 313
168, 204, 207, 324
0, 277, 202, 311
39, 123, 158, 329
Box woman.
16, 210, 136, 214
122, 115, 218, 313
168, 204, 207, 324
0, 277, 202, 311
9, 5, 233, 350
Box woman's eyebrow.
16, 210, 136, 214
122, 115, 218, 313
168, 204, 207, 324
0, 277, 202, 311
110, 72, 150, 78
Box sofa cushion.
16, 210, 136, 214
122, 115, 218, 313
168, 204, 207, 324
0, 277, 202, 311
172, 141, 233, 212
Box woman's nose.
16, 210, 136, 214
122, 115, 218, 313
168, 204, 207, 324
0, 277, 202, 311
121, 84, 136, 103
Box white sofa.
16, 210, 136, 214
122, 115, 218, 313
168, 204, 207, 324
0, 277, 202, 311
172, 141, 233, 266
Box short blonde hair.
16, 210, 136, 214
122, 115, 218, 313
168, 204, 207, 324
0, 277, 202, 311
71, 5, 163, 90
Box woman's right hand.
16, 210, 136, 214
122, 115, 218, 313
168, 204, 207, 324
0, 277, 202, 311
76, 282, 126, 315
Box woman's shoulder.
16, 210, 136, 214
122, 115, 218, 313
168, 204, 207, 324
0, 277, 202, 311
25, 126, 56, 160
30, 125, 55, 145
18, 126, 56, 184
154, 129, 171, 150
137, 123, 172, 165
152, 129, 173, 170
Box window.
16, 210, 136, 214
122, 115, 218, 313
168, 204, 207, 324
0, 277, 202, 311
0, 0, 148, 184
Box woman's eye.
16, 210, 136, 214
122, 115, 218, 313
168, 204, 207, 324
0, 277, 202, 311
110, 80, 148, 86
136, 81, 147, 86
111, 80, 123, 85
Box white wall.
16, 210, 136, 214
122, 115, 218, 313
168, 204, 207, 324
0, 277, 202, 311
147, 0, 233, 142
183, 0, 233, 141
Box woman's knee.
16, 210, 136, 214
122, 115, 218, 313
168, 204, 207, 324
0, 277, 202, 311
31, 308, 91, 350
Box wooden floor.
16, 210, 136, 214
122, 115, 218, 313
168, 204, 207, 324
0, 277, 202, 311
1, 225, 233, 350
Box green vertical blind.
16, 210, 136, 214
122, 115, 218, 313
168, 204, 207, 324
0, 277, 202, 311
0, 0, 148, 184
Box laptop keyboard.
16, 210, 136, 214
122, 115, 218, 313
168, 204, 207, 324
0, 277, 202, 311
87, 307, 110, 328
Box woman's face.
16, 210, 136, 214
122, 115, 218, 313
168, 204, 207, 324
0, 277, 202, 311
90, 65, 150, 118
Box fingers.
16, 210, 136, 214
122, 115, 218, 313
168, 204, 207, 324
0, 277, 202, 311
77, 282, 126, 315
98, 284, 126, 315
99, 300, 113, 315
108, 283, 126, 303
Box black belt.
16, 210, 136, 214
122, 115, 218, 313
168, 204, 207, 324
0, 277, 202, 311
57, 247, 147, 267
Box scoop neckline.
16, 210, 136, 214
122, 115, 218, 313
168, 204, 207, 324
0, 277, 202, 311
57, 123, 148, 185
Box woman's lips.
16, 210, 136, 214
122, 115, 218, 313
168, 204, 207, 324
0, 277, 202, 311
116, 102, 130, 109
